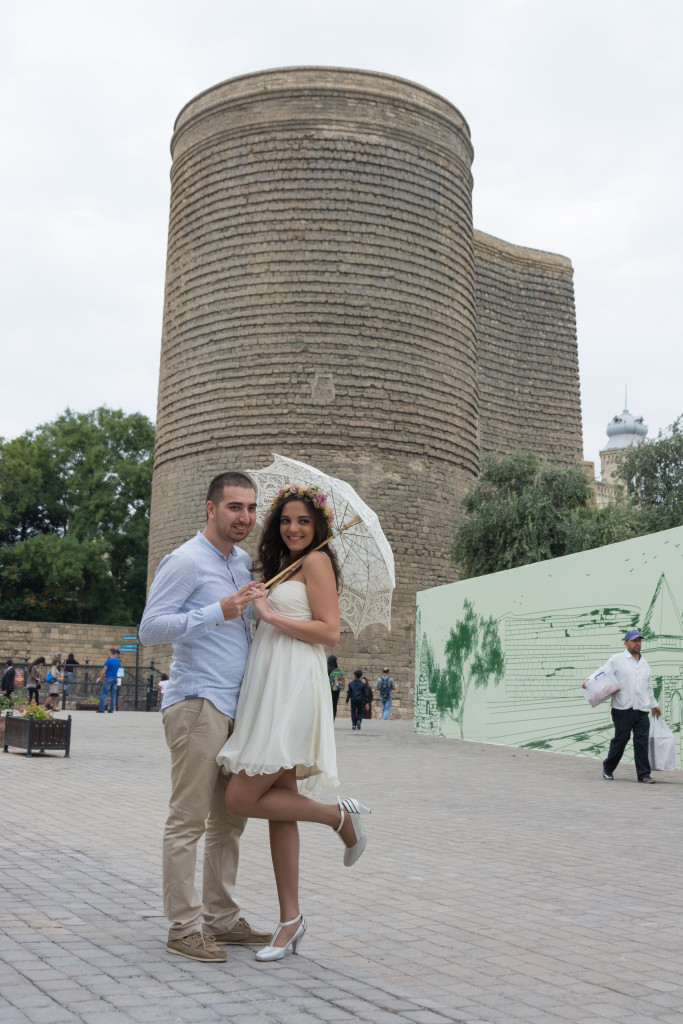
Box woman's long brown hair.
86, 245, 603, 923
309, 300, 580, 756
253, 496, 340, 590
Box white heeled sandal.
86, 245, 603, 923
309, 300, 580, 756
254, 914, 306, 961
335, 796, 371, 867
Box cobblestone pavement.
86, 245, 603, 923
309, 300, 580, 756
2, 712, 682, 1024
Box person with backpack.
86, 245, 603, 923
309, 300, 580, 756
376, 668, 396, 720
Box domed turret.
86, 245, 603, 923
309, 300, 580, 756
598, 405, 648, 499
603, 408, 648, 451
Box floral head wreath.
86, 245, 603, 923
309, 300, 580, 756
271, 484, 334, 535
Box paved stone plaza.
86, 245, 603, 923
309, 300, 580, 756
2, 712, 682, 1024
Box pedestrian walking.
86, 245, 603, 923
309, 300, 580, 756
63, 652, 79, 696
96, 649, 121, 713
588, 628, 661, 784
43, 657, 63, 711
328, 654, 345, 719
361, 675, 373, 720
26, 656, 45, 705
376, 668, 396, 720
2, 659, 15, 698
346, 669, 367, 730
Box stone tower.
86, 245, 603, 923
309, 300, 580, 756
595, 407, 648, 507
148, 68, 583, 715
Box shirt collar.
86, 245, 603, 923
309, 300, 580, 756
195, 530, 235, 563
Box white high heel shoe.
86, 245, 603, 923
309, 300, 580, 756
255, 914, 306, 962
336, 796, 371, 867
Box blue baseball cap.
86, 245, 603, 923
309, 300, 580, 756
624, 628, 642, 641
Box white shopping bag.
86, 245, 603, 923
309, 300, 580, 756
582, 668, 620, 708
649, 717, 678, 771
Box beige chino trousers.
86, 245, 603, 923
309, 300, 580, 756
162, 698, 246, 941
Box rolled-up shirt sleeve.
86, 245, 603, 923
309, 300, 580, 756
139, 552, 224, 646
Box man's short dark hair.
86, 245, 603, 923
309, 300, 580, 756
206, 472, 256, 506
354, 669, 363, 678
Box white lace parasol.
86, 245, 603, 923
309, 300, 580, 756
246, 454, 396, 637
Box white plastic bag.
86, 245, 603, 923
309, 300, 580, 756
582, 668, 620, 708
649, 717, 678, 771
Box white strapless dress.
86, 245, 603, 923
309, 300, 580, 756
216, 580, 339, 795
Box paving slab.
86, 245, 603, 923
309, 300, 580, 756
2, 712, 682, 1023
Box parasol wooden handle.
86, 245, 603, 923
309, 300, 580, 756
264, 515, 361, 590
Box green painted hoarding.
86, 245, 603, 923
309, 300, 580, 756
415, 525, 683, 765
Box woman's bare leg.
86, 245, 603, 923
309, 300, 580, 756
268, 771, 301, 947
226, 769, 359, 849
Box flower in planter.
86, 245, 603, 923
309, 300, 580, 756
1, 688, 27, 713
16, 701, 55, 721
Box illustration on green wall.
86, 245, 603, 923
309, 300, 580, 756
425, 599, 505, 738
415, 526, 683, 766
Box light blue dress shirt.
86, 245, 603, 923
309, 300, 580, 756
139, 531, 253, 718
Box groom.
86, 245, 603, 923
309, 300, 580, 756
139, 471, 271, 962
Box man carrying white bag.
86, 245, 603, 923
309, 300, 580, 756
583, 628, 661, 784
582, 667, 620, 708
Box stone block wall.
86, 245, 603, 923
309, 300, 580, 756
149, 68, 482, 717
474, 230, 582, 463
0, 620, 138, 672
147, 68, 585, 718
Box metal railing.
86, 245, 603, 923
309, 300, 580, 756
9, 661, 166, 712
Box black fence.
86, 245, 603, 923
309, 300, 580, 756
11, 661, 166, 712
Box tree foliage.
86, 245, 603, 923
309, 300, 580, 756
617, 415, 683, 532
0, 408, 154, 624
451, 452, 594, 578
451, 418, 683, 581
427, 598, 504, 738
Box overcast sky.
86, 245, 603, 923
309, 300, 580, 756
2, 0, 681, 471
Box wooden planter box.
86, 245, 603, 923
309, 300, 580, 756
3, 713, 72, 757
75, 702, 100, 711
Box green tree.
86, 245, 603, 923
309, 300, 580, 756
617, 415, 683, 532
451, 451, 594, 578
428, 598, 504, 738
0, 408, 154, 624
451, 419, 683, 581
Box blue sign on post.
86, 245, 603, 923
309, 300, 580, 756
122, 635, 141, 709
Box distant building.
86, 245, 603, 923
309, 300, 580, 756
586, 405, 648, 508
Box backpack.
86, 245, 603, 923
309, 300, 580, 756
46, 671, 53, 684
378, 676, 393, 699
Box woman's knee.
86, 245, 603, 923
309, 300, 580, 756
224, 780, 247, 816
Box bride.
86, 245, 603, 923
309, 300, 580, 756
216, 483, 370, 961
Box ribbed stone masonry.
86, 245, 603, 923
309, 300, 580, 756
148, 68, 583, 716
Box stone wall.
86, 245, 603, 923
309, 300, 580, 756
149, 68, 482, 718
148, 68, 584, 718
474, 230, 582, 463
0, 620, 139, 672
